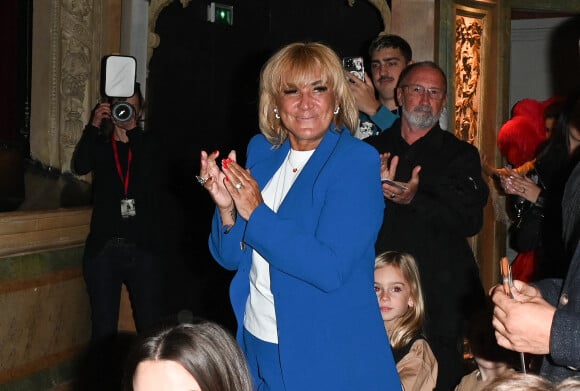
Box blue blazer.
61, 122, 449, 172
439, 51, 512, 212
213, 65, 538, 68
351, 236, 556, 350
209, 125, 401, 390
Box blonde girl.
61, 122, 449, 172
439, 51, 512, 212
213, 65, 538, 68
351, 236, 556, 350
375, 251, 438, 391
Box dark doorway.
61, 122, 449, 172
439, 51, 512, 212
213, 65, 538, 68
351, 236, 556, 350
0, 0, 32, 211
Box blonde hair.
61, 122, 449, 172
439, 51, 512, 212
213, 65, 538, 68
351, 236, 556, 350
557, 377, 580, 391
258, 42, 359, 146
375, 251, 425, 350
482, 372, 555, 391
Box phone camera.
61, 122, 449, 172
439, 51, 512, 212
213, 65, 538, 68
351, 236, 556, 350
111, 101, 135, 123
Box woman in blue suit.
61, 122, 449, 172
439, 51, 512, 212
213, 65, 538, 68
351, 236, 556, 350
197, 42, 400, 390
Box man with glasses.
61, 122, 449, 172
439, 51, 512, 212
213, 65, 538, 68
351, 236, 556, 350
365, 61, 489, 391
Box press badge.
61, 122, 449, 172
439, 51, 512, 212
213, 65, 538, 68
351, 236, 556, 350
120, 198, 136, 218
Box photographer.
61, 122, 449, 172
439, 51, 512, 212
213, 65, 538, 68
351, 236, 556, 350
72, 82, 174, 389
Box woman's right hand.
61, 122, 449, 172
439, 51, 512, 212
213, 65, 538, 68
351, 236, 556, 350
199, 150, 235, 211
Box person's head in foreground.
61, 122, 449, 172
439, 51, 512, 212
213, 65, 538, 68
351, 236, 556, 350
481, 371, 555, 391
124, 321, 253, 391
465, 305, 518, 381
556, 376, 580, 391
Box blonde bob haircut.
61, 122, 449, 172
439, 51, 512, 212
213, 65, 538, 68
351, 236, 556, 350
375, 251, 426, 350
258, 42, 359, 146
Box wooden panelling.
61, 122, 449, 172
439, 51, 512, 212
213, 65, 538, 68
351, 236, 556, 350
0, 208, 91, 258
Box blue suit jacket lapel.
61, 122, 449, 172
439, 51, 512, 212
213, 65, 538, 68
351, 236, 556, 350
249, 125, 344, 207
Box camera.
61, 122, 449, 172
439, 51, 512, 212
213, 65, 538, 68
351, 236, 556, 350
343, 56, 365, 82
111, 101, 135, 123
101, 55, 137, 123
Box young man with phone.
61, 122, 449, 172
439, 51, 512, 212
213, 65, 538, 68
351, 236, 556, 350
346, 34, 413, 139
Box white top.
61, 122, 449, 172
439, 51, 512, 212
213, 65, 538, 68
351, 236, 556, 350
243, 148, 314, 343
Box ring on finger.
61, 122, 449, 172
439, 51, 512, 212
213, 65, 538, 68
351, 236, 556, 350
195, 175, 209, 186
235, 182, 244, 190
390, 192, 396, 199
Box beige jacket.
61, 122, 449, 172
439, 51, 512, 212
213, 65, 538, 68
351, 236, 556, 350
397, 339, 438, 391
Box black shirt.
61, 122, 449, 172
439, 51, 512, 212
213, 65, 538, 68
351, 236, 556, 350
365, 120, 489, 336
72, 124, 177, 258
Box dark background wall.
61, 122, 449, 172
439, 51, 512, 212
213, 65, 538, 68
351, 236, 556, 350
147, 0, 385, 330
0, 0, 29, 210
0, 0, 19, 142
147, 0, 384, 166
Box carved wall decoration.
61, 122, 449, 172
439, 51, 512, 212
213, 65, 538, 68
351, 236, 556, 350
31, 0, 103, 173
454, 13, 484, 147
59, 0, 93, 163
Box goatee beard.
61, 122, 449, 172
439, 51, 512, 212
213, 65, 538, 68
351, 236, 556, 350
402, 106, 440, 129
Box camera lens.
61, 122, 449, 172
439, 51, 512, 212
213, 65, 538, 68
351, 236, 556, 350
111, 102, 135, 123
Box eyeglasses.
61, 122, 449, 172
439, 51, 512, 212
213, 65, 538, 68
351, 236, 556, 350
400, 84, 445, 100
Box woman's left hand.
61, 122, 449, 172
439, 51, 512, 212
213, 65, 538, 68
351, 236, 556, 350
499, 168, 541, 203
221, 158, 263, 220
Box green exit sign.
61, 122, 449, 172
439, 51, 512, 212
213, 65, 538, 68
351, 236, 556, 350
207, 2, 233, 26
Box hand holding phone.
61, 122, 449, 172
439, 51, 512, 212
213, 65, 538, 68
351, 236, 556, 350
500, 257, 514, 298
343, 56, 364, 82
381, 178, 408, 191
499, 256, 527, 374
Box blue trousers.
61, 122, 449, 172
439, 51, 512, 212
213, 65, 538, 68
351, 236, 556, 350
243, 327, 285, 391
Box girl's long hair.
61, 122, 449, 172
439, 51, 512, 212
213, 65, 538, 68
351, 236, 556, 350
375, 251, 425, 349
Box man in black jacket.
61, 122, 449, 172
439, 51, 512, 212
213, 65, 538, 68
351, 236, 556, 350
365, 62, 489, 391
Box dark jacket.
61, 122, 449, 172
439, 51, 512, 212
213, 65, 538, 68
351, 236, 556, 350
536, 243, 580, 382
534, 161, 580, 382
72, 124, 177, 258
365, 120, 489, 337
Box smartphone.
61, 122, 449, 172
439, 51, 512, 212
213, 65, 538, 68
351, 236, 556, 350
381, 178, 408, 191
499, 256, 527, 374
343, 56, 364, 82
499, 257, 514, 298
